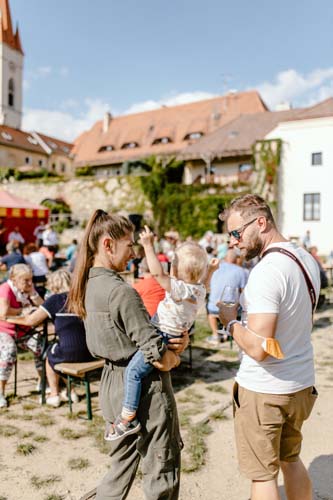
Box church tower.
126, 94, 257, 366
0, 0, 23, 129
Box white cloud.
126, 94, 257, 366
123, 90, 217, 114
22, 98, 111, 142
36, 66, 52, 77
256, 68, 333, 109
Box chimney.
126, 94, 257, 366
103, 112, 112, 133
275, 102, 292, 111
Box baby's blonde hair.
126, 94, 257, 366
173, 242, 208, 284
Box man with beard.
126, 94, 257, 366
218, 194, 320, 500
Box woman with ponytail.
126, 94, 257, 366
68, 209, 187, 500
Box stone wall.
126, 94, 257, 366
2, 176, 150, 220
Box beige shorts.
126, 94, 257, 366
233, 382, 318, 481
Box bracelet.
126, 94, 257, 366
29, 293, 39, 300
226, 320, 240, 334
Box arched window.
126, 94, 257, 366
8, 79, 15, 108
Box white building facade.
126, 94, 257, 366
266, 116, 333, 255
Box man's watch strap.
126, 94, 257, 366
226, 320, 240, 334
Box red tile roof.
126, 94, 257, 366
0, 125, 46, 154
285, 98, 333, 121
73, 90, 268, 167
181, 108, 302, 159
0, 0, 24, 54
34, 132, 73, 157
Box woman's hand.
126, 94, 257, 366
139, 225, 154, 247
153, 350, 180, 371
167, 331, 189, 354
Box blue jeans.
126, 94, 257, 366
123, 331, 180, 412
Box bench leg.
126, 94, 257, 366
14, 359, 17, 397
40, 358, 46, 405
84, 374, 93, 420
67, 376, 73, 414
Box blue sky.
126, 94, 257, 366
10, 0, 333, 141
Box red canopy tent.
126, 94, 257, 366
0, 190, 49, 244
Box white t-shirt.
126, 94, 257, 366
236, 241, 320, 394
151, 278, 206, 336
24, 252, 49, 277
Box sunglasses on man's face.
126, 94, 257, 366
228, 217, 258, 240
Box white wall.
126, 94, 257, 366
0, 43, 23, 129
266, 117, 333, 255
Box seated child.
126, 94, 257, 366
105, 226, 218, 441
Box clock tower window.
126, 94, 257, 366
8, 78, 15, 108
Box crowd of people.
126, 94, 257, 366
0, 198, 329, 500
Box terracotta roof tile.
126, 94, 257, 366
181, 108, 302, 159
73, 90, 268, 167
0, 125, 46, 154
0, 0, 24, 54
34, 132, 73, 157
285, 98, 333, 121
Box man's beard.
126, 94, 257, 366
244, 234, 263, 261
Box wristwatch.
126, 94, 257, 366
226, 320, 240, 335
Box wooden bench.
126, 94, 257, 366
54, 359, 105, 419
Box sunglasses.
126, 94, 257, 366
228, 217, 258, 240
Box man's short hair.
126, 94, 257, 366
221, 194, 276, 225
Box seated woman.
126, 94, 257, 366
6, 269, 94, 408
0, 263, 44, 408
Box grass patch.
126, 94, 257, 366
17, 442, 36, 455
220, 349, 239, 358
59, 428, 86, 440
35, 412, 56, 426
17, 351, 34, 361
88, 415, 110, 454
34, 435, 49, 443
179, 413, 191, 428
66, 410, 86, 420
0, 423, 19, 437
209, 409, 228, 421
68, 458, 90, 470
177, 388, 204, 404
31, 475, 61, 489
22, 403, 39, 411
182, 422, 212, 473
192, 320, 211, 343
21, 413, 33, 421
21, 431, 35, 439
206, 384, 228, 394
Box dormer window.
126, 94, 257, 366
47, 141, 58, 150
184, 132, 203, 141
98, 145, 114, 152
1, 131, 13, 141
8, 78, 15, 108
121, 142, 138, 149
311, 152, 322, 166
152, 137, 172, 145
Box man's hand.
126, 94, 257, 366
217, 302, 238, 327
139, 225, 154, 247
167, 332, 189, 354
153, 350, 180, 371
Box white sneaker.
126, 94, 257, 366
46, 395, 61, 408
0, 394, 7, 408
35, 381, 51, 394
60, 389, 79, 403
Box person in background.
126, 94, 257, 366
8, 226, 25, 246
0, 241, 25, 271
302, 230, 311, 250
219, 194, 320, 500
206, 248, 247, 345
42, 224, 58, 254
205, 245, 216, 263
33, 221, 46, 248
199, 230, 215, 250
0, 264, 43, 408
23, 243, 49, 298
132, 257, 165, 317
217, 236, 228, 260
6, 270, 94, 408
65, 239, 78, 261
0, 218, 7, 256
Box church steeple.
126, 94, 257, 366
0, 0, 24, 54
0, 0, 24, 128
